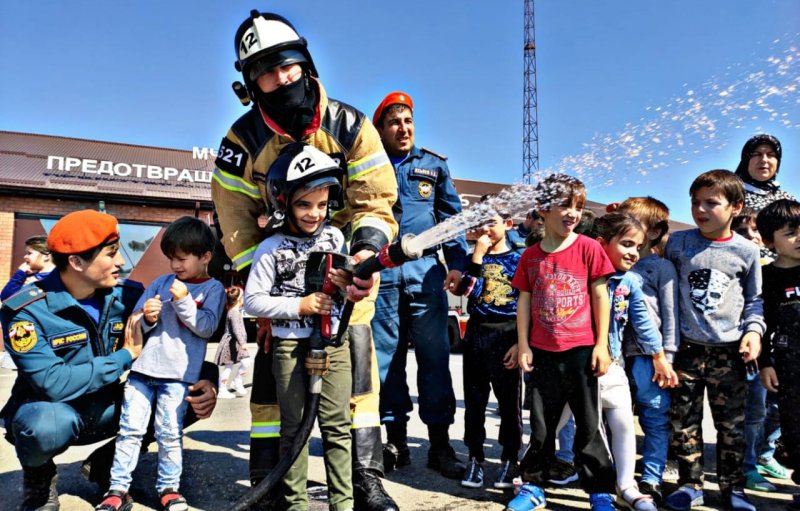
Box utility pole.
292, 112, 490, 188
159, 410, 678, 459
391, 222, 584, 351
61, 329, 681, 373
522, 0, 540, 184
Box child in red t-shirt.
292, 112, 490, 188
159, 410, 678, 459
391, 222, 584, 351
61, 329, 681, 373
508, 174, 617, 511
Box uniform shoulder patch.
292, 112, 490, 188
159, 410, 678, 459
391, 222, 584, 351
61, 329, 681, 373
3, 287, 46, 311
8, 321, 38, 353
420, 147, 447, 160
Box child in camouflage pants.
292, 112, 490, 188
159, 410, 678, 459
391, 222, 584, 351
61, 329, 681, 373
663, 170, 764, 511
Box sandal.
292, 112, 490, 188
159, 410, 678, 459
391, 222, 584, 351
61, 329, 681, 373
160, 488, 189, 511
95, 489, 134, 511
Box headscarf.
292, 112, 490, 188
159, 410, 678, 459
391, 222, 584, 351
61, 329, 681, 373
734, 134, 783, 192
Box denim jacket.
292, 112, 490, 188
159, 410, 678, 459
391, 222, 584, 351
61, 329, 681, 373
608, 271, 660, 360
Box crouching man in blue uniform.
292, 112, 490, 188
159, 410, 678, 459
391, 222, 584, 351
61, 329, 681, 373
1, 210, 218, 511
371, 92, 469, 479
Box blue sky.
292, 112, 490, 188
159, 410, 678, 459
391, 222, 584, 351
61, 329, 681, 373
2, 1, 798, 223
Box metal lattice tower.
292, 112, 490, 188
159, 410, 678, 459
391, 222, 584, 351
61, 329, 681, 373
522, 0, 540, 184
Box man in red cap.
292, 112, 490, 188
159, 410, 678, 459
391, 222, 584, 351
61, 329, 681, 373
371, 92, 469, 480
1, 210, 218, 511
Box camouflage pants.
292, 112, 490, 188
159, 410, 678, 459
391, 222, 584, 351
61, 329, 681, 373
670, 341, 746, 492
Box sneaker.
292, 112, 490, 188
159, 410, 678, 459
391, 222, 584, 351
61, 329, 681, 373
744, 469, 776, 492
664, 485, 703, 511
548, 458, 579, 485
506, 483, 546, 511
722, 488, 755, 511
617, 487, 657, 511
494, 459, 520, 489
217, 387, 236, 399
461, 457, 484, 488
638, 481, 662, 507
590, 493, 616, 511
232, 381, 248, 396
95, 489, 134, 511
756, 457, 790, 479
159, 488, 188, 511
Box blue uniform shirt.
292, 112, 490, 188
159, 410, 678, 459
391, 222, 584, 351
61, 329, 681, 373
392, 146, 468, 271
1, 271, 142, 423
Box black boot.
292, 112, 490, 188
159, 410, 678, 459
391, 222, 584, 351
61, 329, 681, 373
81, 439, 115, 492
426, 424, 465, 480
353, 468, 399, 511
383, 423, 410, 472
22, 460, 60, 511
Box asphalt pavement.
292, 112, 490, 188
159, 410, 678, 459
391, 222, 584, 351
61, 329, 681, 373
0, 344, 796, 510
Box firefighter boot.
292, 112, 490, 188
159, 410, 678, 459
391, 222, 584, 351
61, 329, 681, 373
383, 422, 411, 472
22, 460, 60, 511
427, 424, 466, 480
353, 468, 399, 511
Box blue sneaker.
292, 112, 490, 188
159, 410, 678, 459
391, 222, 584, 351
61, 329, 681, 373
590, 493, 616, 511
664, 485, 704, 511
506, 483, 546, 511
722, 488, 755, 511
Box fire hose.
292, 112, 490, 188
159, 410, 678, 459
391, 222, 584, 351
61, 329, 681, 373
227, 235, 421, 511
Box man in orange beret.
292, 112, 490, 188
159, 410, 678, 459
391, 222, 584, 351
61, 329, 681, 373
1, 210, 218, 510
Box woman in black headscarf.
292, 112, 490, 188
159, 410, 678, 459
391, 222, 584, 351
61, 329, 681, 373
735, 133, 795, 212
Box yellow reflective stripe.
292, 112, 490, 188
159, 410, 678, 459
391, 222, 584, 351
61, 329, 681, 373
351, 411, 381, 429
352, 217, 394, 246
233, 245, 257, 271
212, 168, 260, 199
251, 421, 281, 438
346, 151, 390, 182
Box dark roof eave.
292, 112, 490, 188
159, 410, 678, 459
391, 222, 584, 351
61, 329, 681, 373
0, 187, 214, 209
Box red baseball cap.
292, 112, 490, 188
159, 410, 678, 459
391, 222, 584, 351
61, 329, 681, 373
48, 210, 120, 254
372, 91, 414, 127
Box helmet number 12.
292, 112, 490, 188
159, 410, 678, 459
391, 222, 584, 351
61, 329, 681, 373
294, 157, 315, 173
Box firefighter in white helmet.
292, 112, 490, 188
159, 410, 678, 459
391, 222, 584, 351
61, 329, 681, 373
211, 10, 399, 511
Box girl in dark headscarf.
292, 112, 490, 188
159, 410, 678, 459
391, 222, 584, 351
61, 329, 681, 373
734, 134, 795, 211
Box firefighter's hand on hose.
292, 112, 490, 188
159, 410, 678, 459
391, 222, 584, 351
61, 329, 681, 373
305, 351, 330, 376
345, 249, 376, 302
256, 317, 272, 354
300, 292, 334, 316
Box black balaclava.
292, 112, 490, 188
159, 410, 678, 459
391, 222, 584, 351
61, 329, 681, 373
734, 134, 783, 191
257, 68, 318, 140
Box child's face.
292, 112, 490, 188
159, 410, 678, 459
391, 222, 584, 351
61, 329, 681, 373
169, 248, 211, 281
476, 215, 512, 246
600, 227, 644, 272
770, 224, 800, 265
690, 186, 742, 239
734, 219, 764, 248
539, 198, 583, 239
290, 186, 330, 235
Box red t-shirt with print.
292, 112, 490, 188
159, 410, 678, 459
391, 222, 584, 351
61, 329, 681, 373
511, 234, 615, 352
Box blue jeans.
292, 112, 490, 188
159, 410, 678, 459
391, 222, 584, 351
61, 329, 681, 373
629, 356, 671, 485
372, 256, 456, 425
556, 412, 575, 464
743, 373, 782, 471
109, 373, 189, 493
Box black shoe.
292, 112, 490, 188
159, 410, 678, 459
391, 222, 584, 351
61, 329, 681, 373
383, 442, 411, 472
547, 458, 578, 485
639, 481, 663, 507
427, 444, 466, 480
22, 460, 60, 511
353, 469, 399, 511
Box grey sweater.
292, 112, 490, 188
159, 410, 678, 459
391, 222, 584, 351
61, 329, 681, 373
134, 274, 225, 382
665, 229, 765, 345
623, 254, 680, 362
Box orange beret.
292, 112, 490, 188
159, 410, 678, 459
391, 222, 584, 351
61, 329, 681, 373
372, 91, 414, 127
48, 210, 120, 254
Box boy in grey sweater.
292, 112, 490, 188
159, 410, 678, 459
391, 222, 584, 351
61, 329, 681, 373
96, 216, 225, 511
663, 170, 764, 511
